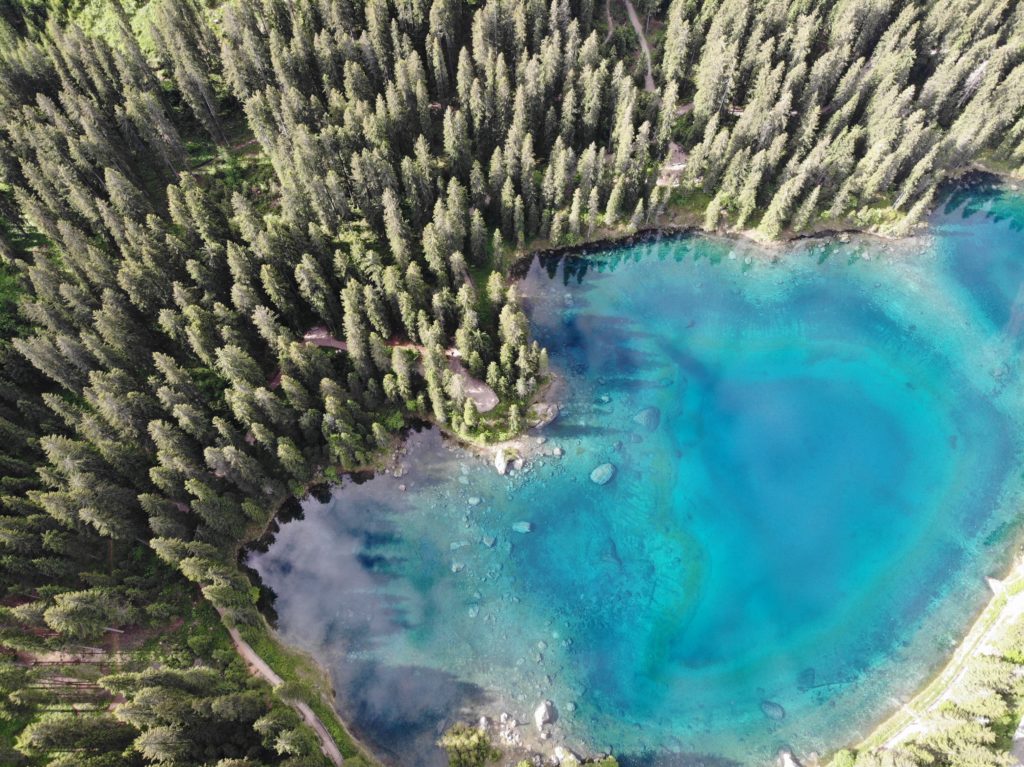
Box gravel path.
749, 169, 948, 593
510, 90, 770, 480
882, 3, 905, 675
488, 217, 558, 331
219, 611, 346, 767
623, 0, 656, 92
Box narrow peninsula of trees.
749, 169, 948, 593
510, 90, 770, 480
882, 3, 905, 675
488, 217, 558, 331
0, 0, 1021, 765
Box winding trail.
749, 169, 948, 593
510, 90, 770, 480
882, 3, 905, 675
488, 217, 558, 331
217, 608, 346, 767
302, 326, 499, 412
868, 565, 1024, 753
623, 0, 656, 92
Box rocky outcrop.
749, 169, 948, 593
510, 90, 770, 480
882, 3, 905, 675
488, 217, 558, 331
554, 745, 581, 765
498, 712, 521, 746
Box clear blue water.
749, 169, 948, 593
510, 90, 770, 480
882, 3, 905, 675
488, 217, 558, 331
249, 180, 1024, 766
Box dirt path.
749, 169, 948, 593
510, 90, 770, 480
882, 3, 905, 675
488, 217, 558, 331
303, 326, 499, 412
623, 0, 656, 92
868, 566, 1024, 753
604, 0, 615, 41
219, 611, 345, 767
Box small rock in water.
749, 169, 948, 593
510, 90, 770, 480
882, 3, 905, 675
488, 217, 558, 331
451, 561, 465, 573
450, 540, 470, 550
468, 605, 479, 618
468, 496, 481, 506
552, 447, 564, 457
458, 475, 470, 485
512, 521, 534, 534
632, 406, 661, 432
590, 463, 616, 485
537, 436, 547, 444
482, 535, 496, 548
760, 699, 786, 721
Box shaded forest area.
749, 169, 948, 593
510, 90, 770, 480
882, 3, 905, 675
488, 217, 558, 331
0, 0, 1021, 765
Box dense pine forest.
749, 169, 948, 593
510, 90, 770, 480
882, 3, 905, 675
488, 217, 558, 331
0, 0, 1022, 765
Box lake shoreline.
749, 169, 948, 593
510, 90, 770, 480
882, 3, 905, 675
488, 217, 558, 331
511, 167, 1020, 279
249, 173, 1024, 767
842, 553, 1024, 762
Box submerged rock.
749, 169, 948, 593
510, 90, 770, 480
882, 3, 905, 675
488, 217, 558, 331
761, 699, 786, 721
534, 699, 557, 731
632, 406, 661, 432
590, 463, 616, 485
481, 535, 496, 548
797, 667, 815, 690
512, 521, 534, 534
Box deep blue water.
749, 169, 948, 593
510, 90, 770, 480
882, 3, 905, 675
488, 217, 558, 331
250, 180, 1024, 766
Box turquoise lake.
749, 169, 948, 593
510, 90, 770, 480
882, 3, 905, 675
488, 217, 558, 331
249, 179, 1024, 766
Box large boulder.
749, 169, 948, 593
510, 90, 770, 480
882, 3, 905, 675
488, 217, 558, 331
589, 463, 616, 485
534, 700, 557, 731
494, 449, 510, 475
778, 750, 802, 767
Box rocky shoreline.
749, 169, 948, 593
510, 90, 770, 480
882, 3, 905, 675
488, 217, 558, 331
270, 174, 1024, 767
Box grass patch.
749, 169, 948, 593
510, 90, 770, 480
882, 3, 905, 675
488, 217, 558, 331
668, 187, 712, 215
0, 710, 40, 766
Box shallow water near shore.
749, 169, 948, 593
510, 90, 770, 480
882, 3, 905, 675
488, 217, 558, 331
250, 180, 1024, 766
